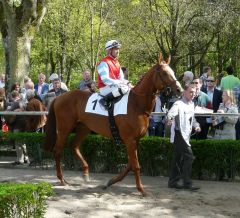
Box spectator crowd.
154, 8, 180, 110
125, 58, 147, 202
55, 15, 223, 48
148, 65, 240, 143
0, 70, 97, 165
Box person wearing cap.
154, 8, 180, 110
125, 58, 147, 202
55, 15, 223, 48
182, 71, 194, 85
49, 73, 69, 91
48, 78, 67, 97
97, 40, 131, 109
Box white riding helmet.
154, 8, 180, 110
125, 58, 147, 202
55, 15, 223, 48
105, 40, 121, 50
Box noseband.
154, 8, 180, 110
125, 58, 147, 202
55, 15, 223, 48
156, 65, 178, 93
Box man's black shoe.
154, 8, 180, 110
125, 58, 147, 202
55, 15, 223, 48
12, 161, 24, 166
168, 184, 183, 189
183, 185, 200, 191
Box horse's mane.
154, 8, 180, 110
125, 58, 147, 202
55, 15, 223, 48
134, 73, 147, 87
133, 63, 159, 90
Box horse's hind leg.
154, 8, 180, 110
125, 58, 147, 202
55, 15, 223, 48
71, 123, 91, 182
54, 132, 70, 185
104, 140, 146, 195
104, 163, 131, 189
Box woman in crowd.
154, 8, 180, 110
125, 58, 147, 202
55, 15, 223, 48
6, 82, 22, 107
213, 90, 238, 140
213, 90, 238, 180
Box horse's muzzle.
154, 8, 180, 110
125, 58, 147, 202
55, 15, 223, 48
176, 86, 183, 97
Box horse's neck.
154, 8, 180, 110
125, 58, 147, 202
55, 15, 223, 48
132, 73, 157, 114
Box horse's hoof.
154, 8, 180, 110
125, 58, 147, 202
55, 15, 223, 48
83, 174, 90, 182
102, 185, 108, 190
106, 179, 113, 187
60, 180, 69, 186
142, 191, 153, 198
102, 179, 113, 190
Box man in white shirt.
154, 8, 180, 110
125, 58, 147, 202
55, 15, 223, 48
167, 84, 201, 191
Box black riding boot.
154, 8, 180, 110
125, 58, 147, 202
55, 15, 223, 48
99, 93, 115, 110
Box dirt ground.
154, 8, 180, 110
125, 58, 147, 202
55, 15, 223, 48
0, 167, 240, 218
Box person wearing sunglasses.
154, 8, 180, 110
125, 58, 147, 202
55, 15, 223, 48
191, 77, 212, 140
200, 66, 212, 90
202, 76, 222, 137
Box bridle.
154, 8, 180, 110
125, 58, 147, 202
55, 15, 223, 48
156, 64, 178, 91
132, 64, 178, 96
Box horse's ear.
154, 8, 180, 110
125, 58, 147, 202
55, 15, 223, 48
159, 53, 163, 64
166, 55, 171, 65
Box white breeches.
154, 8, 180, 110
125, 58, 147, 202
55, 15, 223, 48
99, 83, 130, 97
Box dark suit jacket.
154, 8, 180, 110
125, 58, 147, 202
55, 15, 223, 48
34, 83, 49, 100
202, 88, 222, 112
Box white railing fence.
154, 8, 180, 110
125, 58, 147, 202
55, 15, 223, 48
0, 111, 239, 117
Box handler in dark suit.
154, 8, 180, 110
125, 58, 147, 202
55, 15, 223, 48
202, 76, 222, 136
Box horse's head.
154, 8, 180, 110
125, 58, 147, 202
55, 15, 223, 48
154, 53, 183, 97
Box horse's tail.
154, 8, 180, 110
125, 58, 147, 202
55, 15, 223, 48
43, 99, 57, 152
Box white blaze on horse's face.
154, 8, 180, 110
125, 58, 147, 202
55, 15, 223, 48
176, 81, 182, 89
165, 65, 177, 81
164, 64, 183, 94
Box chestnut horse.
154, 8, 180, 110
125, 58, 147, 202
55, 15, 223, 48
43, 54, 183, 196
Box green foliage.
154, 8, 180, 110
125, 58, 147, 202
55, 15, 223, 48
0, 35, 4, 73
31, 0, 116, 88
192, 139, 240, 180
1, 132, 240, 181
1, 0, 240, 85
0, 182, 53, 218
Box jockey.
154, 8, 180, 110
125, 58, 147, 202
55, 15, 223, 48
97, 40, 130, 109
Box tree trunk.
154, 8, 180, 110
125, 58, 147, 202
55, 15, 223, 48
0, 0, 46, 90
8, 32, 32, 85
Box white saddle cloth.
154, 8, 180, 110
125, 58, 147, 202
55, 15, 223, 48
85, 92, 129, 116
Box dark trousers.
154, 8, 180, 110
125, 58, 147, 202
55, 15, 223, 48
235, 119, 240, 140
168, 131, 194, 187
148, 121, 164, 137
197, 121, 209, 139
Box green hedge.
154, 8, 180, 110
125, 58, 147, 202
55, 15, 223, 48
0, 132, 240, 180
0, 182, 53, 218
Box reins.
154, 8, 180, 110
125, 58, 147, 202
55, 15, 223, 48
131, 88, 160, 97
132, 64, 177, 97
